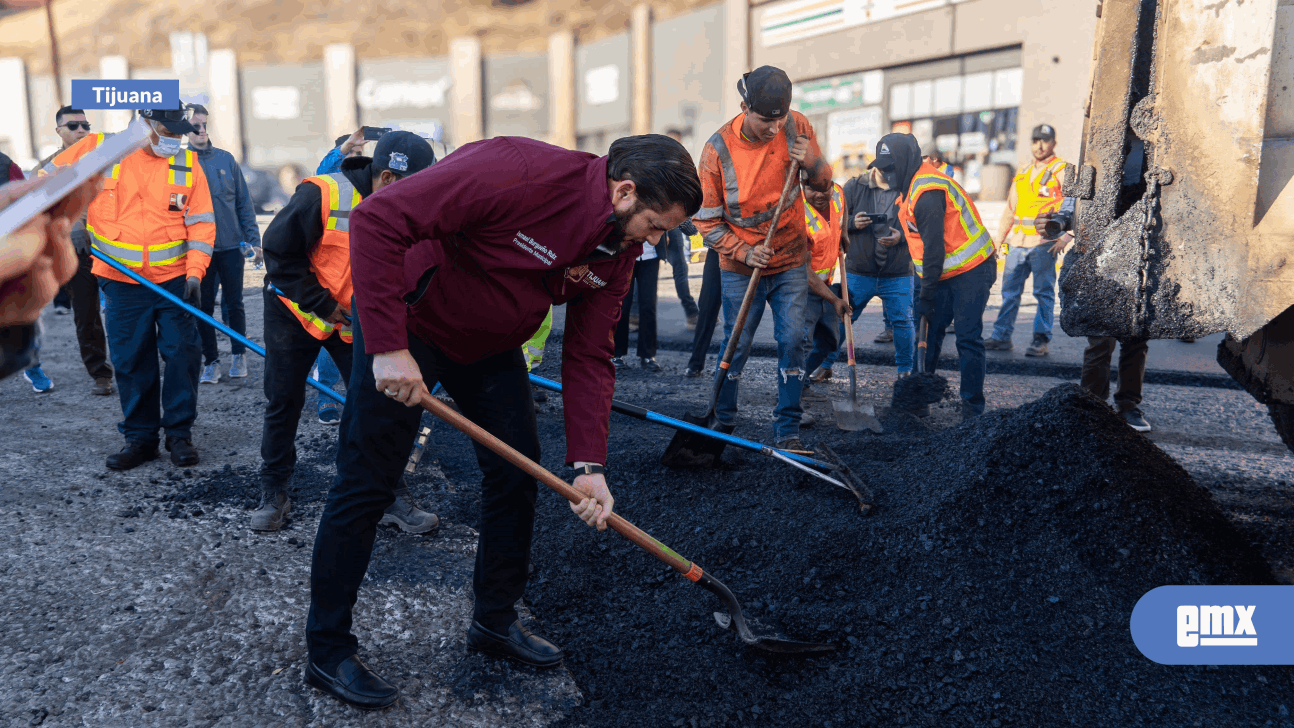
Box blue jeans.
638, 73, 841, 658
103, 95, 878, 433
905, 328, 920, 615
197, 248, 247, 364
820, 274, 914, 373
100, 277, 201, 444
715, 265, 809, 441
801, 286, 841, 374
991, 243, 1057, 342
315, 349, 343, 388
922, 259, 997, 415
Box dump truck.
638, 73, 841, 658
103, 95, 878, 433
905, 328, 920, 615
1059, 0, 1294, 448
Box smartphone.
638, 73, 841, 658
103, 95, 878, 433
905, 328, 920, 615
867, 212, 889, 227
0, 118, 150, 241
362, 126, 392, 141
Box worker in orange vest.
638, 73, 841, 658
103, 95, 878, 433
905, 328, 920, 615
800, 176, 852, 380
874, 132, 997, 418
985, 123, 1071, 357
253, 131, 438, 533
50, 104, 216, 469
694, 65, 839, 452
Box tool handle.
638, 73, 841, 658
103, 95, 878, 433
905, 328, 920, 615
915, 316, 929, 375
836, 254, 858, 400
90, 249, 345, 404
418, 392, 704, 581
707, 160, 802, 408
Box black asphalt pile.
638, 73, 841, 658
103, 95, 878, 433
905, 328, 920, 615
527, 382, 1286, 727
890, 371, 949, 411
168, 371, 1290, 726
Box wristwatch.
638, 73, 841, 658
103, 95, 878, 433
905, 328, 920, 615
573, 463, 606, 477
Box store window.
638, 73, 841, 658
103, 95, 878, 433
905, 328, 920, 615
888, 66, 1022, 197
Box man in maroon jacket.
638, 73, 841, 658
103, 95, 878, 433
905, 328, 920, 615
304, 134, 702, 709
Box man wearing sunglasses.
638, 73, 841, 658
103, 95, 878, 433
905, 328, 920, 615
31, 106, 115, 397
48, 103, 216, 470
184, 103, 261, 385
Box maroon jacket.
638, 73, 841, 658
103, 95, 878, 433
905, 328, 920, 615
350, 137, 640, 466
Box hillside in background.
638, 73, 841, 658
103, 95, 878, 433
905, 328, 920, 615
0, 0, 712, 73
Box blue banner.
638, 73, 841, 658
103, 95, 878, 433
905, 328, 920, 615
71, 79, 179, 110
1131, 585, 1294, 664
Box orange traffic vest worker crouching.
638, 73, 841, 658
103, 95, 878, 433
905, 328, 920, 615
873, 132, 996, 418
251, 132, 438, 533
49, 108, 216, 471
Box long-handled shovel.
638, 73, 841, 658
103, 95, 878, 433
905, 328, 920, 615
529, 373, 871, 513
662, 161, 801, 469
829, 254, 883, 433
417, 390, 834, 654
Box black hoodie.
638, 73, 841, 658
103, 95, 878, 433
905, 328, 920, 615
878, 133, 949, 302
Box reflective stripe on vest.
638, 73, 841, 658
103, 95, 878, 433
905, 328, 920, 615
905, 170, 993, 279
273, 285, 354, 343
86, 224, 144, 267
805, 184, 844, 282
321, 174, 362, 232
1013, 158, 1066, 235
706, 114, 799, 228
273, 173, 361, 342
167, 150, 195, 187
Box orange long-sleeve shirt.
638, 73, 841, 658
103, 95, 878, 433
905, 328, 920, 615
693, 111, 832, 277
51, 134, 215, 284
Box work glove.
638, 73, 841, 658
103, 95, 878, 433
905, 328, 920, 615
913, 296, 935, 325
183, 276, 202, 308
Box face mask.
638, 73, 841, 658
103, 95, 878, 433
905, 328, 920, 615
884, 170, 901, 192
150, 134, 182, 158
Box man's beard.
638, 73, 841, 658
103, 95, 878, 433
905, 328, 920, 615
612, 200, 647, 250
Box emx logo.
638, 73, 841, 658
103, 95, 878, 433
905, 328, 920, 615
1131, 586, 1293, 664
1177, 605, 1256, 647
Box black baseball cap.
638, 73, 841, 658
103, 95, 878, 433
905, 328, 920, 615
372, 131, 435, 176
1031, 124, 1056, 141
869, 134, 902, 169
139, 102, 196, 135
738, 66, 793, 119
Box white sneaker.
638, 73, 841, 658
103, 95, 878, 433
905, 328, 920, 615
200, 362, 221, 384
228, 354, 248, 379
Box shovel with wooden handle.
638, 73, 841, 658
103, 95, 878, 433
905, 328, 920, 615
417, 391, 835, 654
662, 160, 802, 469
829, 252, 883, 433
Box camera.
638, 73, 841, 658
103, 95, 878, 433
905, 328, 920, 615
1033, 210, 1074, 240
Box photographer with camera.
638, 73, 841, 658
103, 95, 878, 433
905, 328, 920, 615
984, 124, 1072, 357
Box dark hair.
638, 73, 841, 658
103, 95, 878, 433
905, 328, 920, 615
55, 106, 85, 124
185, 103, 209, 116
607, 134, 702, 216
334, 134, 350, 147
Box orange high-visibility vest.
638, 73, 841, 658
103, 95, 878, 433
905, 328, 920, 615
275, 173, 361, 343
898, 161, 993, 280
48, 135, 215, 284
1012, 156, 1067, 237
805, 183, 844, 283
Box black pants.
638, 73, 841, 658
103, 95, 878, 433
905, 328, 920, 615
687, 250, 723, 372
307, 301, 539, 671
198, 249, 247, 364
67, 244, 113, 380
1080, 336, 1149, 412
614, 258, 659, 358
260, 290, 353, 490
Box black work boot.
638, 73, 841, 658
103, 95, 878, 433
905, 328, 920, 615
165, 436, 199, 467
106, 442, 159, 471
250, 489, 291, 532
380, 483, 439, 534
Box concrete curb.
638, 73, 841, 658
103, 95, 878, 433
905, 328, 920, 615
556, 329, 1242, 391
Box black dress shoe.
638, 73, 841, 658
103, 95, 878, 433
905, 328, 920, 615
106, 442, 159, 471
467, 620, 564, 668
165, 436, 199, 467
304, 655, 399, 710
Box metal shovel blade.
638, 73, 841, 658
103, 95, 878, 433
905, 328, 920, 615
831, 398, 883, 433
661, 412, 735, 468
697, 571, 835, 655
